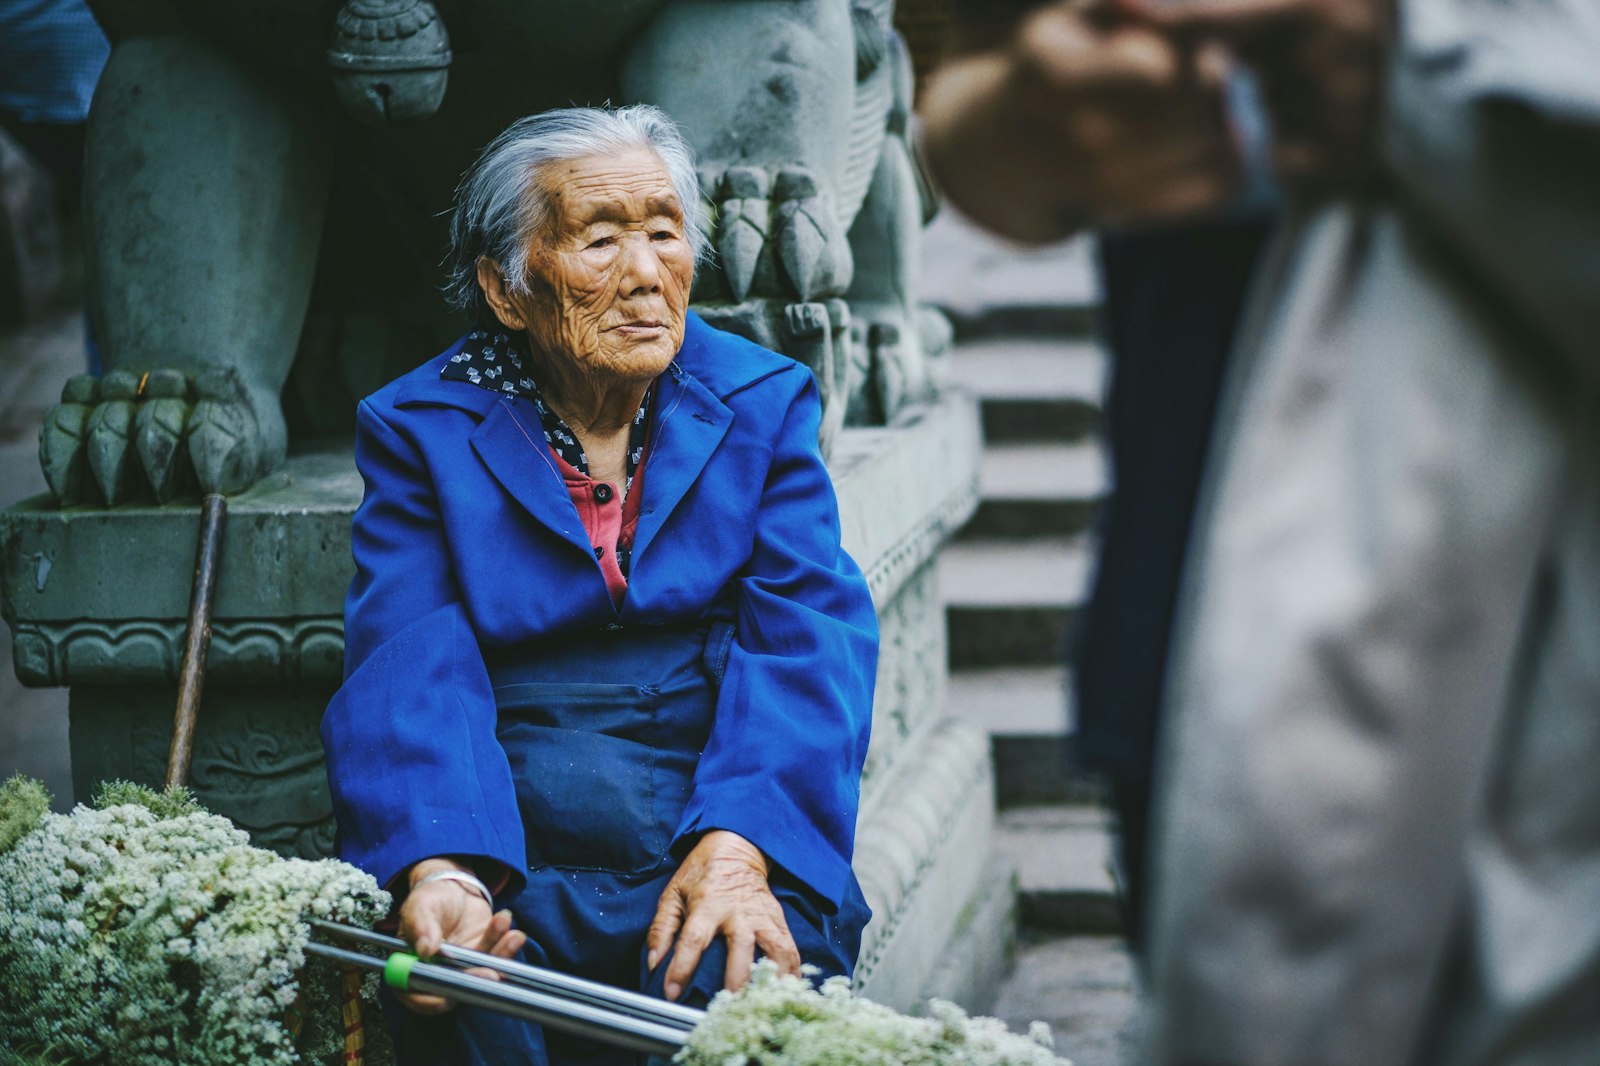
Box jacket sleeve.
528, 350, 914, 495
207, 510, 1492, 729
321, 399, 527, 897
672, 373, 879, 911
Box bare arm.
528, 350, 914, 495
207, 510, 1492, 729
917, 1, 1241, 242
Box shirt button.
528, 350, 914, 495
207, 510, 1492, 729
593, 483, 614, 503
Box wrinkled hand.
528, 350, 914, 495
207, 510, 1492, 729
919, 0, 1240, 241
395, 858, 527, 1016
646, 830, 800, 1002
1146, 0, 1392, 187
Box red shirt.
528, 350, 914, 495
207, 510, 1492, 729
549, 441, 648, 606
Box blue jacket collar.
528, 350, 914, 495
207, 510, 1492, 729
392, 312, 776, 578
391, 311, 792, 412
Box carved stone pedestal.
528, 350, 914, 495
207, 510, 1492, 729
827, 392, 1014, 1012
1, 391, 1008, 1011
2, 453, 356, 853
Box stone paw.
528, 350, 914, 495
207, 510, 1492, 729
38, 368, 283, 505
39, 375, 98, 504
698, 164, 852, 303
847, 306, 937, 427
781, 299, 851, 456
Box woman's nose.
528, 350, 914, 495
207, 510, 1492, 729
618, 234, 663, 295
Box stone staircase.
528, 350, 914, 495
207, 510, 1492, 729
923, 212, 1137, 1065
941, 329, 1123, 933
941, 335, 1104, 809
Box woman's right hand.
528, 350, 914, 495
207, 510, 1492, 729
395, 857, 527, 1015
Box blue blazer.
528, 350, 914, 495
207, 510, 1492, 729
321, 312, 879, 910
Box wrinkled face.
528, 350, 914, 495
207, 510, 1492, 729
497, 148, 695, 384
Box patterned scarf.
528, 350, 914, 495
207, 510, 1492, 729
442, 330, 652, 496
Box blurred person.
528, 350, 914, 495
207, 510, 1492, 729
919, 0, 1274, 947
1075, 216, 1270, 947
922, 0, 1600, 1062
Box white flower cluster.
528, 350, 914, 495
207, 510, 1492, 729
0, 779, 389, 1066
677, 962, 1072, 1066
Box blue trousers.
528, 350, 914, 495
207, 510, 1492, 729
385, 622, 870, 1065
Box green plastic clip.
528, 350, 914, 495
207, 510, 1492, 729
384, 951, 419, 991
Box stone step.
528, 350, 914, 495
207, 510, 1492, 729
964, 441, 1107, 540
994, 805, 1123, 935
991, 933, 1139, 1066
941, 537, 1091, 667
947, 666, 1106, 808
920, 210, 1100, 333
945, 337, 1105, 443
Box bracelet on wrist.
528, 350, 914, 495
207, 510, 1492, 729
414, 869, 494, 910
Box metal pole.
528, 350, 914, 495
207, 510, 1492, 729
166, 492, 227, 788
305, 943, 692, 1057
310, 921, 703, 1030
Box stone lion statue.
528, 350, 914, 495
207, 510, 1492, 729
43, 0, 946, 505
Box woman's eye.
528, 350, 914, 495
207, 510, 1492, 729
587, 236, 614, 250
651, 230, 677, 242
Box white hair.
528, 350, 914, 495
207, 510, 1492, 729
446, 104, 708, 322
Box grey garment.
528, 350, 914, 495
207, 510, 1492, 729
1138, 3, 1600, 1064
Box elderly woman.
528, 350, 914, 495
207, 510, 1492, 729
320, 106, 877, 1065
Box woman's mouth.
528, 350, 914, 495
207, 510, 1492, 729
611, 321, 666, 336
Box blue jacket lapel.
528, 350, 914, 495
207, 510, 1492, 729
395, 328, 740, 573
470, 399, 595, 558
631, 362, 731, 571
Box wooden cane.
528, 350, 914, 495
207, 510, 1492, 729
166, 492, 228, 788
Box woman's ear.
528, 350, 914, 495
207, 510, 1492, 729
476, 257, 528, 332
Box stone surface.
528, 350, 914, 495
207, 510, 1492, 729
946, 337, 1105, 445
2, 453, 361, 686
917, 853, 1018, 1016
0, 306, 80, 806
949, 666, 1072, 737
853, 716, 1004, 1011
966, 441, 1107, 540
981, 442, 1106, 504
944, 337, 1106, 406
861, 562, 945, 790
947, 666, 1106, 808
70, 683, 337, 857
832, 392, 983, 605
940, 537, 1093, 608
996, 805, 1122, 935
993, 935, 1141, 1066
941, 536, 1093, 668
920, 209, 1099, 326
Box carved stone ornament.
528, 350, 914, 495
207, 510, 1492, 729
326, 0, 452, 126
11, 618, 344, 688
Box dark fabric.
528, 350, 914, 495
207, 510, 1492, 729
384, 622, 869, 1066
0, 0, 108, 125
1073, 219, 1272, 945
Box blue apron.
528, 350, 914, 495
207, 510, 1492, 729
386, 621, 871, 1066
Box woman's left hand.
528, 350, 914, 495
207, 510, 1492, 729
645, 830, 801, 1001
